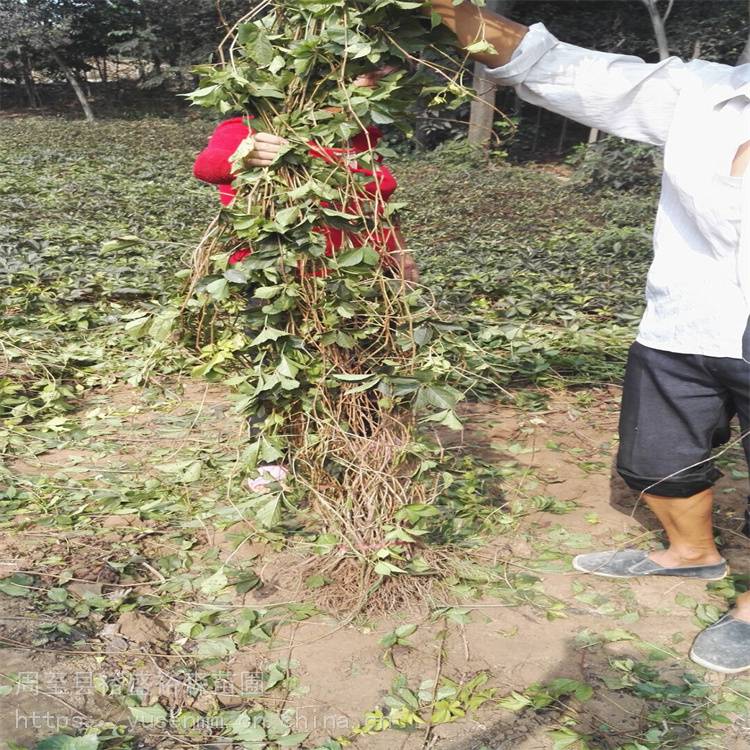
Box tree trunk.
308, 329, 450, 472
50, 49, 95, 123
20, 58, 41, 108
641, 0, 670, 60
17, 48, 41, 108
467, 0, 514, 149
95, 57, 108, 83
739, 0, 750, 65
530, 107, 542, 154
413, 50, 432, 150
79, 71, 93, 99
556, 117, 569, 155
468, 61, 497, 146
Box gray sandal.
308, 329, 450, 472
690, 615, 750, 673
572, 549, 727, 580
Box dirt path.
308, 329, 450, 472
3, 381, 750, 748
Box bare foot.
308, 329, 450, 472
647, 548, 723, 568
732, 593, 750, 624
731, 609, 750, 624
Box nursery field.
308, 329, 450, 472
4, 114, 750, 750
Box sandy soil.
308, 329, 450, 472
3, 381, 750, 748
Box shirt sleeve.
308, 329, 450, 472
485, 22, 688, 147
193, 117, 252, 184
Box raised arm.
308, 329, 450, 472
426, 0, 528, 68
427, 0, 692, 148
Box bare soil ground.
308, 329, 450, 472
3, 379, 750, 748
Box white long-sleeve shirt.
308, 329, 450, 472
486, 23, 750, 359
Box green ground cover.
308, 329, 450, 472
5, 116, 745, 750
1, 115, 656, 441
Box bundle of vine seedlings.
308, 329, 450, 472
186, 0, 493, 612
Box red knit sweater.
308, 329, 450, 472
193, 117, 399, 267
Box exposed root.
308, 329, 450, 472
298, 548, 452, 617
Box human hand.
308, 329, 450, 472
243, 132, 289, 167
386, 229, 420, 285
352, 65, 400, 89
398, 251, 420, 285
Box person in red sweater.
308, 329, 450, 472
193, 69, 418, 282
193, 69, 418, 492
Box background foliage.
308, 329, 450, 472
2, 0, 748, 153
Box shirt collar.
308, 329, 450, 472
711, 66, 750, 105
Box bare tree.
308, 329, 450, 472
0, 0, 95, 121
468, 0, 514, 148
50, 49, 95, 122
641, 0, 675, 61
738, 0, 750, 65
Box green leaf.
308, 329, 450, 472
276, 206, 301, 228
200, 568, 229, 595
335, 247, 364, 267
155, 459, 203, 484
224, 268, 248, 284
124, 316, 150, 337
101, 234, 142, 252
240, 25, 275, 66
277, 733, 310, 747
250, 327, 289, 345
305, 574, 329, 589
196, 636, 237, 659
395, 624, 417, 638
174, 710, 201, 731
336, 331, 355, 348
230, 711, 267, 742
190, 84, 220, 99
332, 373, 374, 382
47, 587, 68, 603
249, 82, 285, 99
312, 534, 339, 555
465, 40, 497, 55
675, 592, 697, 609
129, 703, 167, 724
548, 729, 585, 750
423, 409, 463, 430
374, 560, 406, 576
35, 737, 100, 750
602, 628, 636, 643
269, 55, 286, 75
231, 136, 256, 172
497, 691, 532, 711
148, 309, 178, 341
205, 277, 230, 301
254, 285, 283, 299
265, 664, 286, 690
0, 574, 34, 597
250, 492, 282, 529
418, 385, 462, 410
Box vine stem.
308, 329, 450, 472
421, 627, 447, 748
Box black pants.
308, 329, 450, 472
617, 327, 750, 498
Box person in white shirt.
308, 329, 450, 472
428, 0, 750, 674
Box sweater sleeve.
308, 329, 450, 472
349, 125, 383, 152
363, 163, 397, 202
193, 117, 252, 185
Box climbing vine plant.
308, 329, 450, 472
185, 0, 492, 611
